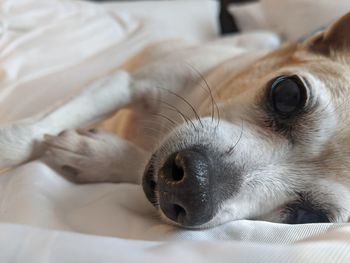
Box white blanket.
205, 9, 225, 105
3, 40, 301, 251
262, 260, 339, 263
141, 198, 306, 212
1, 1, 350, 262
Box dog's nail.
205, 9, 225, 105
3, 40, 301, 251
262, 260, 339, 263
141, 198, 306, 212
88, 128, 98, 133
44, 134, 54, 141
61, 165, 79, 177
58, 130, 68, 136
43, 148, 54, 157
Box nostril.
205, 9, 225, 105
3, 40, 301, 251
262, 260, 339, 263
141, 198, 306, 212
173, 204, 186, 218
162, 203, 187, 222
162, 152, 185, 182
172, 154, 185, 181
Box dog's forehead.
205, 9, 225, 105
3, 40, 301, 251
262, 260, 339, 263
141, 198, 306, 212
234, 44, 301, 80
214, 44, 302, 100
219, 42, 350, 100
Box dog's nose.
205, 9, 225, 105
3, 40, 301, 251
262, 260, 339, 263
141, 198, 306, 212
158, 148, 214, 227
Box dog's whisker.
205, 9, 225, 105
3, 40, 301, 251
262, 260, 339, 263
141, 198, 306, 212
150, 100, 198, 131
184, 62, 216, 123
158, 101, 197, 129
226, 119, 244, 155
215, 103, 221, 134
154, 113, 177, 125
140, 117, 175, 133
148, 97, 191, 125
139, 124, 167, 135
184, 62, 222, 133
157, 86, 203, 130
148, 88, 194, 128
136, 129, 170, 149
162, 106, 197, 130
136, 127, 164, 142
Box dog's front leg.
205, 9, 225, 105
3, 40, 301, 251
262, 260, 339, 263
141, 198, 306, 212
42, 73, 162, 184
38, 70, 134, 132
0, 70, 157, 176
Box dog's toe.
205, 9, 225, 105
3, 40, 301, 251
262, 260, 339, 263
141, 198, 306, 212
43, 129, 110, 183
43, 128, 143, 184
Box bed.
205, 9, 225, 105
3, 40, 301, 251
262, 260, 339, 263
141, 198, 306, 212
1, 0, 350, 262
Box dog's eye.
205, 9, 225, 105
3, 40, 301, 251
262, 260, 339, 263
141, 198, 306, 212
269, 75, 307, 116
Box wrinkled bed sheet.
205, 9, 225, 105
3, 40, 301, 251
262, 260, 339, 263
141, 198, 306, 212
0, 0, 350, 262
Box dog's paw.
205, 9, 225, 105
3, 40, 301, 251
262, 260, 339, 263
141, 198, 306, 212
0, 121, 47, 169
44, 128, 129, 183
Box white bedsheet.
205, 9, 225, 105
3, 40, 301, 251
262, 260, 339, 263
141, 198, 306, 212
2, 162, 350, 263
1, 0, 350, 262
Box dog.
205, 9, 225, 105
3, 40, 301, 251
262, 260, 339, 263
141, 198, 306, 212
1, 12, 350, 229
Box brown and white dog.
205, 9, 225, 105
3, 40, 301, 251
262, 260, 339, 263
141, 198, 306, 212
1, 12, 350, 229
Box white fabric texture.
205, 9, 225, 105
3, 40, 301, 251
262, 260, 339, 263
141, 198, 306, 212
2, 162, 350, 263
0, 0, 218, 124
1, 0, 350, 262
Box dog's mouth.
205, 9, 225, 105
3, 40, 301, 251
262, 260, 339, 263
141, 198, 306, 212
142, 154, 158, 207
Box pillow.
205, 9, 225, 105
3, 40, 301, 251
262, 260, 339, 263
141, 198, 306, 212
261, 0, 350, 41
228, 2, 271, 32
229, 0, 350, 41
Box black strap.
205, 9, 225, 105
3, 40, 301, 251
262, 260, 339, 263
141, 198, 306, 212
219, 0, 257, 35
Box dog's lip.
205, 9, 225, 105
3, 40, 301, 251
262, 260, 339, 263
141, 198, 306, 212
142, 154, 158, 206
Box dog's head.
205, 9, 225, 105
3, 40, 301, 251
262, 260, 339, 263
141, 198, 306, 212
143, 12, 350, 228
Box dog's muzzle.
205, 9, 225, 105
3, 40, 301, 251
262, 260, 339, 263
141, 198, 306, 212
143, 146, 217, 227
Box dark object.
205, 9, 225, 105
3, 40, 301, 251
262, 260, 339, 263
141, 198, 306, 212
287, 208, 330, 224
87, 0, 257, 35
284, 198, 330, 224
219, 0, 257, 34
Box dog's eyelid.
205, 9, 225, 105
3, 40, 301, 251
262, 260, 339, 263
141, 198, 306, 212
298, 75, 312, 104
282, 73, 311, 95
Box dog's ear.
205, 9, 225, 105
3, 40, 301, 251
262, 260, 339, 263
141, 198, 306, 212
305, 12, 350, 56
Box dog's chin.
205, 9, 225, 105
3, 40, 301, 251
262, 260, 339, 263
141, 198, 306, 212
156, 209, 214, 229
